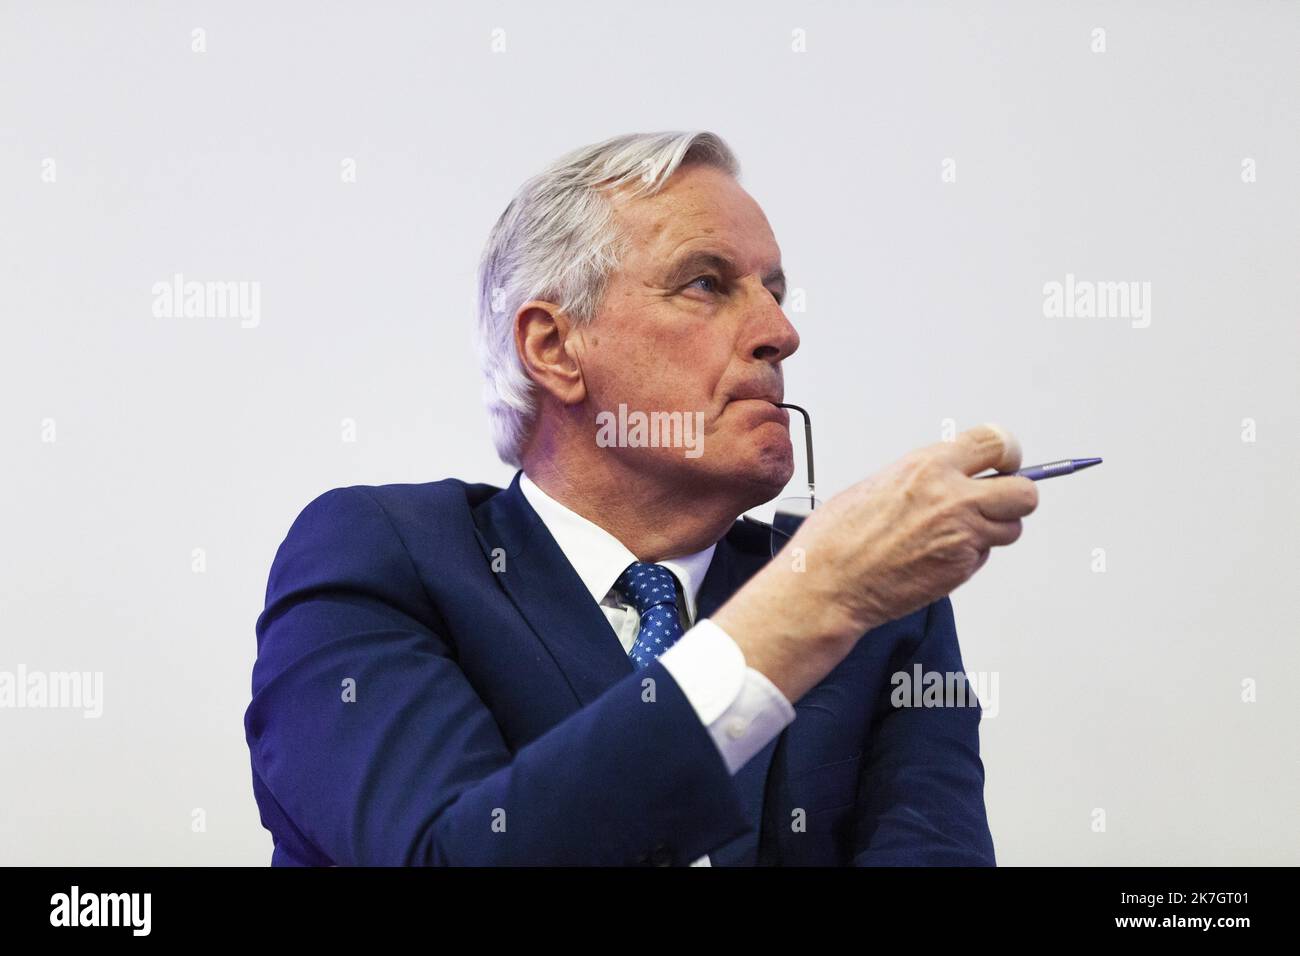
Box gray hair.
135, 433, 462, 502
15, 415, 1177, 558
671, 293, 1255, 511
474, 131, 741, 467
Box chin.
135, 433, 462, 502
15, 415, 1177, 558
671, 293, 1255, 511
748, 458, 796, 499
706, 435, 795, 507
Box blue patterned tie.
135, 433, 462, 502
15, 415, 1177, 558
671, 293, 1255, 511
615, 562, 685, 669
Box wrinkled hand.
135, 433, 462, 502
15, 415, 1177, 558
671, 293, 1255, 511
789, 423, 1038, 639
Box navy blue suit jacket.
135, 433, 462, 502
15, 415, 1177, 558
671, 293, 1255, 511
243, 471, 996, 866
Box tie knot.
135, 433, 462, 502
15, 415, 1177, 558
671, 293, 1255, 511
615, 562, 680, 615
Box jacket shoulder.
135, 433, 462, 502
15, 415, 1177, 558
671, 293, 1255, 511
281, 477, 502, 537
259, 477, 504, 614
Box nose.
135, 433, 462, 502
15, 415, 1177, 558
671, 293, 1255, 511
744, 284, 800, 364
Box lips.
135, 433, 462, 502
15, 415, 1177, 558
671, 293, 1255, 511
728, 386, 784, 406
729, 397, 790, 425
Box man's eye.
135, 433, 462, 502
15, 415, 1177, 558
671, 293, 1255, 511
686, 275, 721, 294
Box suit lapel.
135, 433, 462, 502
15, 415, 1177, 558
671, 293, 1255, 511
471, 471, 635, 708
472, 473, 783, 865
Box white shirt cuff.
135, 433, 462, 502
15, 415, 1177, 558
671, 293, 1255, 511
658, 617, 797, 775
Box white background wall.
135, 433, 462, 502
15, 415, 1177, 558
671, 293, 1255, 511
2, 0, 1296, 864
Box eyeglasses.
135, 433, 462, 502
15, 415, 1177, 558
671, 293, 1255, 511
741, 403, 823, 558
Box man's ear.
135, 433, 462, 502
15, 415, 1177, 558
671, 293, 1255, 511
514, 301, 588, 406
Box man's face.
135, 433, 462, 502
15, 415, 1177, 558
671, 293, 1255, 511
574, 163, 800, 503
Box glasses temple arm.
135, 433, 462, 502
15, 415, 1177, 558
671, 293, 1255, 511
776, 403, 815, 506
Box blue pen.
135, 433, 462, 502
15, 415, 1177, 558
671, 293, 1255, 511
977, 458, 1103, 481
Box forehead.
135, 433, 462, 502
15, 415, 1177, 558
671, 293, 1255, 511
610, 164, 780, 271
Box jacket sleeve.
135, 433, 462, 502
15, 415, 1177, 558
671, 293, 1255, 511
850, 596, 997, 865
244, 486, 750, 866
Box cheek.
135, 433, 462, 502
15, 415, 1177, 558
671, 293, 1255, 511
625, 349, 725, 407
588, 310, 731, 409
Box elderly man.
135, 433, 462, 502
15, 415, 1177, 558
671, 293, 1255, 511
243, 131, 1038, 866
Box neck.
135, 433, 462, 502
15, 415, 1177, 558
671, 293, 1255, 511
521, 452, 743, 563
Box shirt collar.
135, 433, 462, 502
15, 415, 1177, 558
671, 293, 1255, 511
518, 471, 717, 622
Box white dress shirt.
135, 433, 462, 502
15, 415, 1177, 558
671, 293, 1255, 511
518, 473, 796, 867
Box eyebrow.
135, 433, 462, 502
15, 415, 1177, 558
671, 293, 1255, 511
662, 250, 786, 298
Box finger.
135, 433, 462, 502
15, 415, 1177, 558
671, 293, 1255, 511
973, 516, 1023, 548
971, 475, 1038, 521
937, 423, 1023, 476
